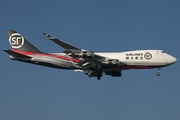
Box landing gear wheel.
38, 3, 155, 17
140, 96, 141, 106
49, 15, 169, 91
156, 68, 161, 76
86, 71, 94, 78
96, 72, 102, 80
156, 72, 160, 76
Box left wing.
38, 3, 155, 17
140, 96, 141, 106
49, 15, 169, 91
43, 33, 106, 63
43, 33, 80, 50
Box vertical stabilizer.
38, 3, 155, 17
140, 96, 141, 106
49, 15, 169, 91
6, 30, 41, 52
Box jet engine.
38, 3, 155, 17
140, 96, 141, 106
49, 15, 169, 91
103, 59, 120, 66
77, 51, 94, 58
63, 49, 94, 58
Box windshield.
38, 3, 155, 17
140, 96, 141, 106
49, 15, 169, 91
161, 50, 165, 53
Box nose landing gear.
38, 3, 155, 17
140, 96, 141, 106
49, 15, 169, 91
156, 68, 161, 76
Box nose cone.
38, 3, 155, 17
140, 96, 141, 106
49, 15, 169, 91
173, 57, 177, 63
168, 56, 177, 64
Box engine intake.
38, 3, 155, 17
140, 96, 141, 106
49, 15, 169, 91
103, 59, 120, 66
77, 51, 94, 58
64, 49, 94, 58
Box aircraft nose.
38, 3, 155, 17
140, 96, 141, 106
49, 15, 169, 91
168, 56, 177, 64
173, 57, 177, 63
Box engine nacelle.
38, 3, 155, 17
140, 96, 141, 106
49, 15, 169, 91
106, 59, 120, 66
74, 69, 84, 73
77, 51, 94, 58
64, 49, 94, 58
105, 70, 122, 77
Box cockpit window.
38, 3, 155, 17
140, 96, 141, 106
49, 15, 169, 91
161, 51, 165, 53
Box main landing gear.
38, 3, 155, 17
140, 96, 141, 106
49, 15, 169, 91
85, 64, 103, 80
96, 70, 103, 80
95, 65, 103, 80
85, 70, 103, 80
156, 68, 161, 76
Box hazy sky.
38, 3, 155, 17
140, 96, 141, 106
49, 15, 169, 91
1, 0, 180, 120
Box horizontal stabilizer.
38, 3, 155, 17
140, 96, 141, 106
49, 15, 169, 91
3, 49, 31, 58
43, 33, 81, 50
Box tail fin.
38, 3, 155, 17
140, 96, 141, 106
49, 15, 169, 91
6, 30, 41, 53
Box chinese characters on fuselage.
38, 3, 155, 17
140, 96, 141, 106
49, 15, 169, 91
126, 53, 143, 60
125, 52, 152, 60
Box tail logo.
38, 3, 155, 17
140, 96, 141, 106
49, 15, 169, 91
9, 33, 24, 48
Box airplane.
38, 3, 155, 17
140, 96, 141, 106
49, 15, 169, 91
3, 30, 177, 80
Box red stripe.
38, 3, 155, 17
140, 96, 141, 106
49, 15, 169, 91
12, 49, 80, 63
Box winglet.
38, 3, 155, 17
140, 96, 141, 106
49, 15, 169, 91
43, 32, 55, 39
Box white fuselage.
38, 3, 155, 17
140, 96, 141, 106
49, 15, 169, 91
51, 49, 177, 70
95, 50, 176, 67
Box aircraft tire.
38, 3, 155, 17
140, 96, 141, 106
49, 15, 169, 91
156, 72, 160, 76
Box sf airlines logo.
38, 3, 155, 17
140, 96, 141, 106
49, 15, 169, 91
9, 33, 24, 48
144, 52, 152, 60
